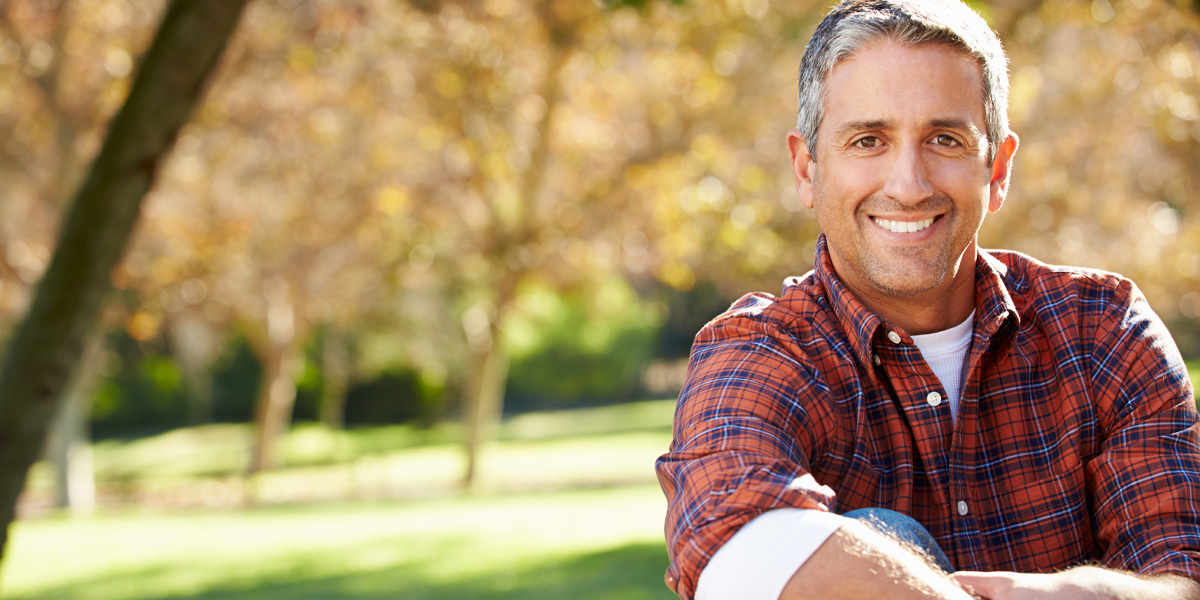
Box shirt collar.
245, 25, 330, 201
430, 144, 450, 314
974, 247, 1022, 351
812, 234, 1021, 369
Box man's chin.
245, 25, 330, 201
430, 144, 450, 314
863, 267, 947, 298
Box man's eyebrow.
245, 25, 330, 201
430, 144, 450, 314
830, 118, 986, 140
831, 119, 890, 139
930, 118, 985, 137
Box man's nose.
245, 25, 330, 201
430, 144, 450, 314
881, 145, 934, 205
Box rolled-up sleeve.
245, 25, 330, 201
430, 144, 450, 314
695, 508, 848, 600
655, 294, 837, 599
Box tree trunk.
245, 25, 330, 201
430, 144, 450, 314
458, 271, 521, 490
461, 338, 510, 490
49, 328, 103, 516
248, 341, 301, 475
0, 0, 248, 565
246, 277, 303, 478
170, 311, 220, 425
318, 332, 350, 431
50, 393, 95, 516
182, 355, 215, 426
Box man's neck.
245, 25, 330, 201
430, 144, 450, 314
837, 248, 979, 335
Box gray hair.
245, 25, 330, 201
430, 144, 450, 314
796, 0, 1010, 162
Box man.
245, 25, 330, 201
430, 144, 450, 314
654, 1, 1200, 599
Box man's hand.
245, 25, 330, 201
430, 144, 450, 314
951, 570, 1090, 599
953, 567, 1200, 600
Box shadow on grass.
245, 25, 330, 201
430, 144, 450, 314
10, 541, 676, 600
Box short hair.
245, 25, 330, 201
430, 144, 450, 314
796, 0, 1010, 162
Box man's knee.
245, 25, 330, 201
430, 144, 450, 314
843, 507, 954, 573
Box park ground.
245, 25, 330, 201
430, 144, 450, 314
2, 362, 1198, 599
1, 400, 678, 600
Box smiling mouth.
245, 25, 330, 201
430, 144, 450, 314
872, 216, 935, 233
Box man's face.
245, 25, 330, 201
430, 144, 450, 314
789, 40, 1015, 303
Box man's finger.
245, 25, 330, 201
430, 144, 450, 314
952, 571, 1014, 599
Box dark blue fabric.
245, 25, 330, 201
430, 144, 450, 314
845, 507, 955, 573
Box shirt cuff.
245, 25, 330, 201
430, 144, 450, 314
695, 508, 849, 600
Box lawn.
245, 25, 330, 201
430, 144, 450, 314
2, 400, 680, 600
1, 486, 674, 600
21, 399, 677, 508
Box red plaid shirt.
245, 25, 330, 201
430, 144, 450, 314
656, 235, 1200, 599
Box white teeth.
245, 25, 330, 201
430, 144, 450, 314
873, 217, 934, 233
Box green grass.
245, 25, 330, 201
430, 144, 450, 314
23, 399, 677, 505
4, 400, 680, 599
1, 486, 675, 600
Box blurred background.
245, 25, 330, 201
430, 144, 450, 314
0, 0, 1197, 598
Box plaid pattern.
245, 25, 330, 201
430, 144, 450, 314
655, 235, 1200, 599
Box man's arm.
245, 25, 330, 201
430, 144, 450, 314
658, 294, 978, 599
1082, 281, 1200, 582
779, 519, 973, 600
657, 295, 843, 599
953, 568, 1200, 600
944, 280, 1200, 600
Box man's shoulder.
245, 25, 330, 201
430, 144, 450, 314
984, 248, 1139, 309
687, 274, 838, 391
695, 272, 826, 343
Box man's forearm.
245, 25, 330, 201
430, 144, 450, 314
953, 566, 1200, 599
780, 519, 973, 600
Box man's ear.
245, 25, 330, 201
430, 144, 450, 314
787, 130, 816, 210
988, 133, 1019, 213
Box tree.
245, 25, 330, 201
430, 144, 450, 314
2, 0, 1186, 507
384, 0, 834, 486
47, 326, 103, 515
0, 0, 247, 563
0, 0, 161, 515
116, 0, 425, 474
111, 0, 833, 487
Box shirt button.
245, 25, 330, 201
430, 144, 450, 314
887, 331, 902, 344
957, 500, 969, 516
872, 354, 881, 366
926, 391, 942, 407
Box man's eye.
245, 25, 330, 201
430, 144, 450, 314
853, 136, 880, 148
934, 134, 961, 147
